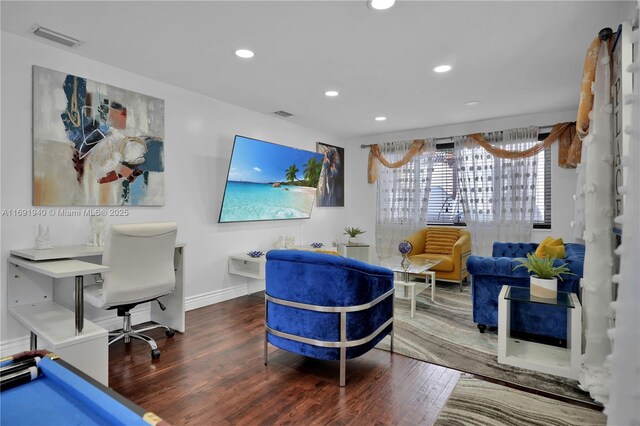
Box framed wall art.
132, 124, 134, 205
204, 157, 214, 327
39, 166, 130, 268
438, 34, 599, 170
316, 142, 344, 207
33, 66, 165, 206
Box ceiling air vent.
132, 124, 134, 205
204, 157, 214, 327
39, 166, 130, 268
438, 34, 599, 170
273, 110, 293, 118
33, 26, 80, 47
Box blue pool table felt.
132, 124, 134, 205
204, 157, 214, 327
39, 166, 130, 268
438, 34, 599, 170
1, 357, 149, 426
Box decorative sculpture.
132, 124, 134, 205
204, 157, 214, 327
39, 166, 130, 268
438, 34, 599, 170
35, 224, 52, 249
284, 236, 295, 249
87, 216, 105, 246
273, 236, 285, 249
398, 240, 413, 271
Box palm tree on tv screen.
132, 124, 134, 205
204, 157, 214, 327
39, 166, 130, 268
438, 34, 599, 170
285, 164, 299, 183
303, 157, 322, 187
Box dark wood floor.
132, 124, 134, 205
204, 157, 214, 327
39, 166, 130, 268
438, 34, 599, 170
109, 295, 461, 425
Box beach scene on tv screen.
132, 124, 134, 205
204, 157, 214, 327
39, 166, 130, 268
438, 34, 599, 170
219, 136, 325, 222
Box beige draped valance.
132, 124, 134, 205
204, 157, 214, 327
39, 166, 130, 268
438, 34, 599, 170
367, 139, 425, 183
576, 35, 602, 140
466, 122, 575, 159
367, 122, 578, 183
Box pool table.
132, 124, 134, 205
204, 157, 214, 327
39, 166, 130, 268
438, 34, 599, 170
0, 351, 167, 426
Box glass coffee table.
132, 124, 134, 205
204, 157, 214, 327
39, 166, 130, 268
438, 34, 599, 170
371, 256, 442, 318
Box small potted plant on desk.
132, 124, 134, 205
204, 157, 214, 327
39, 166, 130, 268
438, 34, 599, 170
513, 253, 574, 299
344, 227, 365, 245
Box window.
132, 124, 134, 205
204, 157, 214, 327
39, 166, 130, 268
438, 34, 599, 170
420, 138, 551, 228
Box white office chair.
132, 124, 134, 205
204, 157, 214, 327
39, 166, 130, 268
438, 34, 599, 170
84, 222, 178, 359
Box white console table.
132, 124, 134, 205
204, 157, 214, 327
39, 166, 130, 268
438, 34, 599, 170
228, 245, 337, 281
337, 243, 370, 263
7, 244, 185, 385
228, 253, 267, 280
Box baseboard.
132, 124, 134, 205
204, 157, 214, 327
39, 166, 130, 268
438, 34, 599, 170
185, 283, 249, 311
0, 336, 31, 358
247, 280, 265, 295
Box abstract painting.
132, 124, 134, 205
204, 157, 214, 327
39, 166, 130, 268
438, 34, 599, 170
33, 66, 165, 206
316, 142, 344, 207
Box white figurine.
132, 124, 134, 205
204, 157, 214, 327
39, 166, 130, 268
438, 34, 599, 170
284, 236, 295, 249
273, 235, 285, 249
35, 224, 52, 250
88, 216, 105, 247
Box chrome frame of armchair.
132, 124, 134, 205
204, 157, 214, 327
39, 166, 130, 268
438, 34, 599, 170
264, 288, 395, 386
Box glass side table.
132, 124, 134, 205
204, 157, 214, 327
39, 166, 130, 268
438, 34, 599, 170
497, 285, 582, 379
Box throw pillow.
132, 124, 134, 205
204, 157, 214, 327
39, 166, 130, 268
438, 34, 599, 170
535, 237, 565, 259
315, 249, 341, 256
424, 228, 460, 255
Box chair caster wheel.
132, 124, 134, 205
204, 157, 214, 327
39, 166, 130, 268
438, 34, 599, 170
477, 324, 487, 334
151, 349, 161, 359
165, 329, 175, 337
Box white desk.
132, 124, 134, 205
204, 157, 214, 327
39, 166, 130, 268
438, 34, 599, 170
7, 244, 185, 385
8, 256, 109, 336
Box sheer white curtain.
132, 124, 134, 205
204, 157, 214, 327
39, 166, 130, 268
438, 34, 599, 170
572, 153, 587, 240
578, 37, 614, 405
454, 127, 539, 256
375, 140, 435, 258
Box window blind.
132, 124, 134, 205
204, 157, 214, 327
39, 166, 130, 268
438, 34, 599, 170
422, 142, 551, 228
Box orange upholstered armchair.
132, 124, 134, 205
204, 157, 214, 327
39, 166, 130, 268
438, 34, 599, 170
404, 227, 472, 290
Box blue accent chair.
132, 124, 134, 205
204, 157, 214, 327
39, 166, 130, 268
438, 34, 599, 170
466, 242, 585, 340
264, 250, 394, 386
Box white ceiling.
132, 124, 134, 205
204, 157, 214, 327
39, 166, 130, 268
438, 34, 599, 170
1, 1, 633, 139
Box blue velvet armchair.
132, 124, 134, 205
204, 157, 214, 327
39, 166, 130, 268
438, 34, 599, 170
264, 250, 395, 386
466, 242, 585, 340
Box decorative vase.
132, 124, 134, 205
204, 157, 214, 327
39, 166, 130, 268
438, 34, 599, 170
530, 276, 558, 299
348, 237, 358, 245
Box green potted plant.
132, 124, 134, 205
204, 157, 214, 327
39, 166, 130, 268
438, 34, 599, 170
343, 227, 365, 245
513, 253, 574, 299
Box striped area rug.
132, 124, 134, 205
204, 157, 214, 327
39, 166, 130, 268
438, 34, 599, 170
435, 376, 605, 426
377, 282, 595, 404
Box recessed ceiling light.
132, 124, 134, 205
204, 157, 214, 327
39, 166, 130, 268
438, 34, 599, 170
235, 49, 254, 59
433, 65, 452, 73
325, 90, 339, 97
369, 0, 396, 10
465, 101, 480, 106
375, 116, 387, 121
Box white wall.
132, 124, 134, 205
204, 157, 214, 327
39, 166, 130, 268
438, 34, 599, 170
344, 110, 581, 250
0, 32, 347, 344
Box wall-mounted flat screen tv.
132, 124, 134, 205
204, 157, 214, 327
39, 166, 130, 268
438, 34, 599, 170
218, 136, 325, 223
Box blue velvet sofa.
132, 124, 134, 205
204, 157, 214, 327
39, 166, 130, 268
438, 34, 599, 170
466, 242, 585, 340
264, 250, 394, 386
